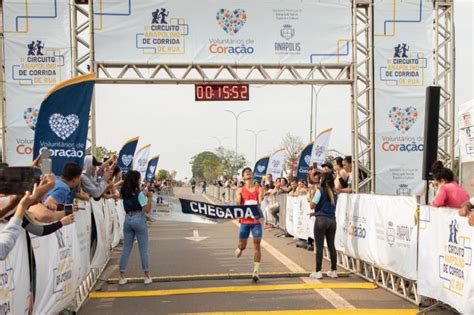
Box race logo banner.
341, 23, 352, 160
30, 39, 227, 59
133, 144, 151, 180
253, 156, 269, 183
145, 155, 160, 183
180, 199, 261, 220
93, 0, 351, 64
33, 74, 95, 175
459, 100, 474, 163
118, 137, 139, 173
267, 148, 285, 179
374, 0, 434, 195
296, 142, 313, 180
310, 128, 332, 167
3, 0, 72, 165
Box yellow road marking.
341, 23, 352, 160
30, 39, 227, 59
90, 282, 377, 299
177, 309, 418, 315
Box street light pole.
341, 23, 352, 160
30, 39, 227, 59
212, 136, 228, 148
245, 129, 267, 166
225, 110, 252, 176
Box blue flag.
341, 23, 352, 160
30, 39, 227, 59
179, 199, 261, 220
253, 156, 270, 183
145, 155, 159, 182
33, 74, 95, 175
118, 137, 139, 173
296, 142, 314, 180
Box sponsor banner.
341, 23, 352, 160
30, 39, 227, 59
459, 100, 474, 163
267, 149, 285, 179
32, 74, 95, 175
335, 193, 418, 280
285, 195, 295, 236
180, 199, 261, 220
3, 0, 72, 165
296, 142, 313, 180
418, 206, 474, 314
104, 199, 121, 248
118, 137, 139, 173
72, 203, 92, 284
310, 128, 332, 167
145, 155, 160, 182
374, 0, 434, 195
253, 156, 269, 183
292, 196, 306, 239
133, 144, 151, 180
0, 225, 30, 315
116, 201, 126, 240
93, 0, 351, 64
90, 199, 110, 268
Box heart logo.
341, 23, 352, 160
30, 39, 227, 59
24, 107, 39, 131
138, 158, 147, 167
388, 106, 418, 133
216, 9, 247, 36
121, 154, 133, 167
49, 113, 79, 140
149, 166, 156, 173
304, 155, 311, 166
257, 165, 265, 173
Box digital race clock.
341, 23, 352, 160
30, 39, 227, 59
195, 84, 249, 101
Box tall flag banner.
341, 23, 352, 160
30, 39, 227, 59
267, 148, 285, 179
133, 144, 151, 180
33, 74, 95, 175
252, 156, 270, 183
3, 0, 73, 165
459, 100, 474, 163
145, 155, 160, 182
118, 137, 139, 173
296, 142, 314, 180
310, 128, 332, 167
374, 0, 434, 195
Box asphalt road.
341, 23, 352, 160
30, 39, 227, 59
80, 187, 427, 315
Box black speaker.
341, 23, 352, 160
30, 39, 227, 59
422, 86, 441, 180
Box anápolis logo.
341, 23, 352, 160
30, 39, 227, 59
386, 221, 395, 246
280, 24, 295, 40
256, 165, 266, 173
121, 154, 133, 167
275, 24, 301, 54
24, 107, 39, 131
304, 155, 311, 166
216, 9, 247, 35
48, 113, 79, 140
389, 106, 418, 133
396, 184, 411, 196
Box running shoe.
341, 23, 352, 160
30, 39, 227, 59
118, 277, 128, 285
309, 271, 323, 279
326, 271, 338, 279
144, 277, 153, 285
252, 273, 260, 282
234, 248, 242, 258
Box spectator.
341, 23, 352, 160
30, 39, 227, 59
431, 168, 469, 208
81, 156, 113, 199
336, 156, 353, 194
202, 180, 207, 194
459, 179, 474, 227
309, 172, 338, 279
334, 157, 349, 190
280, 177, 291, 193
321, 162, 334, 174
288, 178, 299, 197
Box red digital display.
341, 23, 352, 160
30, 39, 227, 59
195, 84, 249, 101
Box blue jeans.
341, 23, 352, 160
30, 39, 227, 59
119, 213, 150, 273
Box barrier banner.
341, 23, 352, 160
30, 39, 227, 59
292, 196, 306, 240
116, 201, 126, 240
296, 142, 313, 180
73, 203, 92, 284
310, 128, 332, 167
145, 155, 160, 183
0, 226, 30, 315
133, 144, 151, 180
180, 199, 261, 220
267, 149, 285, 179
93, 0, 351, 64
418, 206, 474, 314
285, 195, 295, 236
118, 137, 140, 173
105, 199, 122, 248
459, 100, 474, 163
374, 0, 434, 195
253, 156, 269, 183
335, 194, 418, 280
3, 0, 72, 165
32, 74, 95, 175
90, 199, 110, 268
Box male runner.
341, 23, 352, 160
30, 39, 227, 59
234, 167, 263, 282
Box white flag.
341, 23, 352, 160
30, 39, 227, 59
310, 128, 332, 167
133, 144, 151, 180
267, 148, 286, 179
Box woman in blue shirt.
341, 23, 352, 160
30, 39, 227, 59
118, 171, 153, 285
309, 172, 338, 279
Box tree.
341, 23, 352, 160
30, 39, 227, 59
215, 146, 247, 178
190, 151, 221, 182
156, 169, 169, 181
86, 146, 117, 161
280, 133, 304, 176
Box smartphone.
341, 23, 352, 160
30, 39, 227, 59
38, 150, 52, 175
312, 162, 318, 169
0, 166, 36, 195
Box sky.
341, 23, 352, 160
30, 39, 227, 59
95, 0, 473, 180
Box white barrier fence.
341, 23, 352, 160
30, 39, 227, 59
0, 198, 125, 314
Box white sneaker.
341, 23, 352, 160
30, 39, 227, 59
118, 277, 127, 285
309, 271, 323, 279
144, 277, 153, 285
252, 273, 260, 282
234, 248, 242, 258
327, 270, 338, 279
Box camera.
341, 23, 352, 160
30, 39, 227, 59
57, 204, 74, 215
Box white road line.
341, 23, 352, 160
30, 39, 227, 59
201, 192, 355, 310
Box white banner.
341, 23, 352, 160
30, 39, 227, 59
374, 0, 434, 195
335, 193, 418, 280
3, 0, 72, 165
267, 149, 285, 179
105, 199, 122, 248
133, 144, 151, 180
93, 0, 351, 64
459, 100, 474, 163
310, 128, 332, 167
0, 225, 30, 315
418, 206, 474, 314
73, 203, 92, 284
292, 196, 306, 240
90, 199, 110, 268
285, 195, 295, 236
